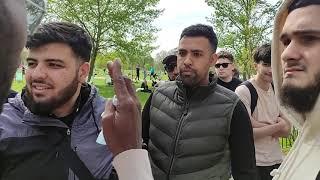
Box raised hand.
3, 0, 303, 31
102, 60, 142, 156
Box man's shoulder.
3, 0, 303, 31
0, 103, 32, 140
154, 81, 177, 92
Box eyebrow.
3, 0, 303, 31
280, 29, 320, 41
190, 49, 204, 53
45, 59, 64, 64
26, 57, 64, 62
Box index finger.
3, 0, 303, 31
107, 60, 130, 102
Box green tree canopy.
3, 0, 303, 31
206, 0, 280, 79
47, 0, 162, 80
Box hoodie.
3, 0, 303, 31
271, 0, 320, 179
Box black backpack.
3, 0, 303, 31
241, 81, 274, 115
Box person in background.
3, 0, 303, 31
215, 50, 242, 91
235, 43, 290, 180
141, 54, 178, 148
136, 64, 140, 81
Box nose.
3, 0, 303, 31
183, 54, 192, 66
281, 40, 301, 63
31, 64, 47, 79
173, 66, 179, 75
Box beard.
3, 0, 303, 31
179, 69, 201, 87
24, 75, 79, 116
280, 72, 320, 114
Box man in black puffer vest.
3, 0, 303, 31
147, 24, 258, 180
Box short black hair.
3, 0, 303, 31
26, 22, 92, 62
217, 50, 234, 63
162, 55, 177, 65
253, 43, 271, 64
180, 24, 218, 52
288, 0, 320, 13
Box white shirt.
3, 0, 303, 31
113, 149, 154, 180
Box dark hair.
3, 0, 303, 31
180, 24, 218, 52
26, 22, 92, 62
288, 0, 320, 13
253, 43, 271, 64
162, 55, 177, 65
217, 50, 234, 63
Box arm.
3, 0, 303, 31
272, 114, 291, 138
102, 60, 154, 180
235, 85, 281, 139
252, 122, 283, 139
229, 101, 258, 180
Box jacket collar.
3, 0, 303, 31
175, 75, 218, 102
9, 84, 98, 128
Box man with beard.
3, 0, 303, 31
235, 43, 291, 180
0, 2, 152, 180
270, 0, 320, 179
0, 22, 116, 180
147, 24, 257, 180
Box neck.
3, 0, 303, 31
52, 86, 81, 117
254, 75, 270, 91
219, 76, 233, 83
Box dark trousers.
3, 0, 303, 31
257, 164, 280, 180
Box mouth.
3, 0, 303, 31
284, 66, 304, 76
31, 83, 52, 93
181, 69, 194, 75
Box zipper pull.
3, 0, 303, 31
66, 129, 71, 136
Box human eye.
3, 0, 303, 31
193, 51, 202, 57
26, 61, 37, 68
48, 62, 64, 69
300, 35, 317, 45
178, 50, 187, 57
262, 63, 271, 67
281, 37, 291, 47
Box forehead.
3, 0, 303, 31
282, 5, 320, 34
178, 36, 211, 51
28, 43, 77, 63
216, 58, 232, 63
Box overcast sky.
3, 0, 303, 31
152, 0, 279, 56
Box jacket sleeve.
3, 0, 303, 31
229, 101, 258, 180
112, 149, 154, 180
142, 94, 153, 148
